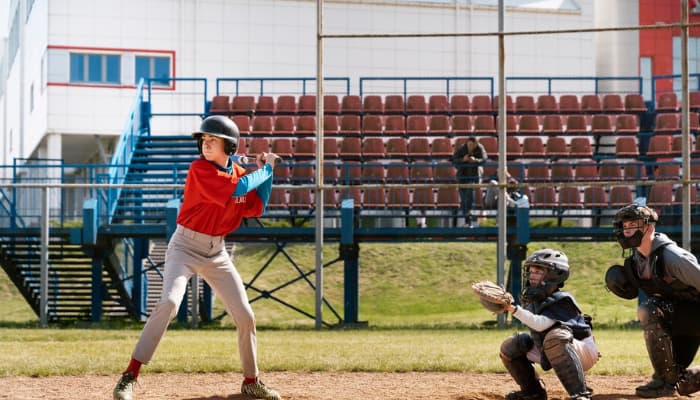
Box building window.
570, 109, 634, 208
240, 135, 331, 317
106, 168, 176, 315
135, 56, 171, 86
69, 53, 121, 84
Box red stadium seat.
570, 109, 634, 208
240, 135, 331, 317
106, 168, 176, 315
471, 95, 492, 114
276, 95, 297, 115
536, 95, 558, 114
210, 95, 231, 114
324, 95, 341, 115
271, 138, 293, 159
428, 115, 451, 136
273, 115, 295, 135
624, 93, 647, 113
406, 95, 428, 114
323, 115, 339, 136
656, 92, 679, 112
255, 95, 275, 115
428, 95, 450, 114
231, 95, 256, 115
384, 115, 407, 136
295, 115, 316, 136
251, 116, 274, 135
406, 115, 428, 136
339, 115, 362, 136
293, 137, 316, 159
602, 94, 625, 113
515, 95, 536, 114
581, 95, 602, 113
297, 95, 316, 115
363, 95, 384, 115
385, 95, 405, 115
386, 137, 409, 159
449, 95, 471, 114
545, 137, 568, 158
451, 115, 473, 135
558, 95, 581, 113
341, 95, 362, 114
583, 186, 607, 208
518, 115, 540, 135
362, 115, 384, 136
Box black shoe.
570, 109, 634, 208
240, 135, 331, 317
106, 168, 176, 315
635, 377, 676, 398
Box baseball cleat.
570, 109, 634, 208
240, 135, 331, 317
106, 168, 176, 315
241, 379, 282, 400
113, 371, 137, 400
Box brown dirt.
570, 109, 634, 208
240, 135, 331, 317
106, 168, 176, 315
0, 372, 691, 400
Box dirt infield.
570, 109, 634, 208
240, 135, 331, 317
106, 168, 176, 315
0, 371, 689, 400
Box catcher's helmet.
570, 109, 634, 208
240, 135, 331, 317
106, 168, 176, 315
522, 248, 570, 303
192, 115, 239, 155
613, 203, 658, 249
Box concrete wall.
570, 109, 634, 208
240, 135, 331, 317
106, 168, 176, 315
1, 0, 600, 166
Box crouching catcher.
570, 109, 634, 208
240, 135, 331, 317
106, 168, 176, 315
500, 249, 600, 400
606, 203, 700, 398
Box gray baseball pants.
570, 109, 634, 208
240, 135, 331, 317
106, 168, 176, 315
131, 224, 258, 378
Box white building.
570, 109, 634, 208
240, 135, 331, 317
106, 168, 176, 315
0, 0, 638, 181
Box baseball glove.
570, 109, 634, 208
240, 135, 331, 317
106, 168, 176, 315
471, 280, 514, 314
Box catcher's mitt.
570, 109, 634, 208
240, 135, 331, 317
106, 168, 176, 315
471, 280, 514, 314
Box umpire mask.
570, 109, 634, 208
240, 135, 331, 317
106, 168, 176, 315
613, 204, 658, 249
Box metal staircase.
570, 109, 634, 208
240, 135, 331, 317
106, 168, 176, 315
0, 232, 129, 321
112, 135, 195, 224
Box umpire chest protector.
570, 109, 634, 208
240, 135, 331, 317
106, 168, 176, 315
624, 245, 700, 303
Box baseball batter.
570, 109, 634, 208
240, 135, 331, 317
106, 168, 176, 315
500, 249, 600, 400
606, 203, 700, 398
113, 115, 282, 400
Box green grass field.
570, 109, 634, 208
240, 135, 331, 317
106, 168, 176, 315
1, 240, 692, 377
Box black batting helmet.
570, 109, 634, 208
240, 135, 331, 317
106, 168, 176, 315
192, 115, 240, 155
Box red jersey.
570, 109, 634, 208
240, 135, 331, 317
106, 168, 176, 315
176, 158, 263, 236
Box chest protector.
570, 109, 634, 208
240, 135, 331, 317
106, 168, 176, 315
624, 245, 700, 303
526, 292, 592, 345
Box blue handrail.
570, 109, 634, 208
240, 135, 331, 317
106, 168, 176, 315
359, 76, 495, 99
506, 76, 643, 96
215, 77, 351, 96
107, 79, 147, 224
650, 73, 700, 110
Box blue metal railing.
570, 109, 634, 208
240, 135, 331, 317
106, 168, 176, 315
145, 77, 208, 117
359, 76, 495, 99
650, 73, 700, 110
108, 79, 147, 224
215, 77, 351, 97
506, 76, 643, 96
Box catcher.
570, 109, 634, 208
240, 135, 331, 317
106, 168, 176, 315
475, 248, 600, 400
605, 203, 700, 398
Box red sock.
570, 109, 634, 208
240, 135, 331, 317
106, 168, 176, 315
243, 376, 258, 385
124, 358, 142, 379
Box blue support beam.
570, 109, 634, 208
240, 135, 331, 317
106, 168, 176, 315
340, 199, 362, 326
91, 256, 103, 322
132, 239, 148, 320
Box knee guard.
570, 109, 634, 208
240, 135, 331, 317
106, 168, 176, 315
501, 333, 545, 395
638, 298, 680, 384
542, 327, 590, 398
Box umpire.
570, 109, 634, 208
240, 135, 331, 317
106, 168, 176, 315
606, 203, 700, 398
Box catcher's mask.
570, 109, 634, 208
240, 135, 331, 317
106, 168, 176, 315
613, 203, 658, 249
522, 248, 570, 303
192, 115, 240, 156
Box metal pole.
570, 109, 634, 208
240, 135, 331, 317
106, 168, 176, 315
681, 0, 691, 250
191, 275, 200, 328
40, 187, 50, 327
496, 0, 507, 328
315, 0, 325, 330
